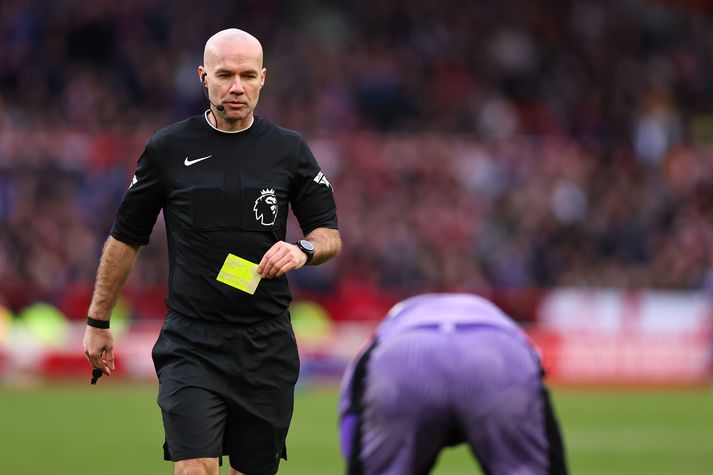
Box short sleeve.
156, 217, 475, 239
110, 139, 164, 245
290, 139, 339, 235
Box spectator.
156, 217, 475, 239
2, 0, 713, 317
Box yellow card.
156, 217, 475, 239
216, 253, 262, 294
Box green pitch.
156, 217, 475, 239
0, 382, 711, 475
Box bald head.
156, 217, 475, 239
203, 28, 264, 69
199, 29, 267, 131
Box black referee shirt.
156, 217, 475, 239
110, 113, 339, 324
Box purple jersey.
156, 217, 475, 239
339, 293, 568, 475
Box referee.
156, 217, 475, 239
83, 28, 341, 475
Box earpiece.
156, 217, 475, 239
201, 72, 224, 112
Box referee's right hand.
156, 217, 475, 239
258, 240, 307, 279
83, 326, 116, 377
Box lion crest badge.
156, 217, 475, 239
253, 188, 278, 226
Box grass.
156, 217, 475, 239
0, 381, 711, 474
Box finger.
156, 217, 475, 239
89, 355, 104, 371
270, 253, 294, 278
258, 245, 279, 274
258, 255, 270, 278
99, 356, 111, 376
261, 259, 276, 279
261, 248, 286, 278
105, 348, 116, 372
85, 347, 100, 366
86, 345, 110, 374
100, 365, 111, 377
257, 256, 268, 274
267, 249, 292, 278
259, 258, 270, 278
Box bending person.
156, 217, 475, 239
339, 293, 568, 475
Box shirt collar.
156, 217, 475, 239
204, 111, 254, 134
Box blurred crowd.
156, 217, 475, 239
1, 0, 713, 318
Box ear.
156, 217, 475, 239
198, 66, 206, 85
260, 67, 267, 88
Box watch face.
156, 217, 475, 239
300, 240, 314, 252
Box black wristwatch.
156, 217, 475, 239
295, 239, 314, 264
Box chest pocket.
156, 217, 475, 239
169, 172, 226, 230
240, 172, 289, 231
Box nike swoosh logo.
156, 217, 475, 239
184, 155, 213, 166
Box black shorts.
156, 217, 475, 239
151, 310, 300, 475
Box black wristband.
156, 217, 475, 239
87, 316, 110, 329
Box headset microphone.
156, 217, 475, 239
201, 73, 225, 112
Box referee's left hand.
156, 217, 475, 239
258, 241, 307, 279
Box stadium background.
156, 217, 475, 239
0, 0, 712, 473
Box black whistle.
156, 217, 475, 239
91, 368, 103, 385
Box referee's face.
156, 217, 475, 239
201, 37, 266, 131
